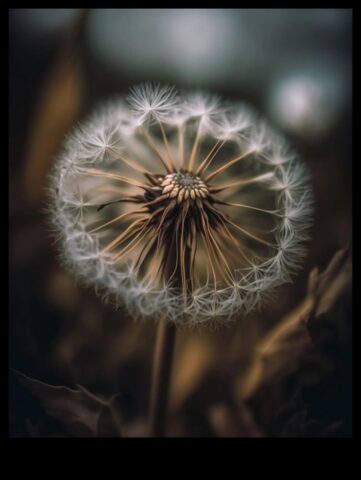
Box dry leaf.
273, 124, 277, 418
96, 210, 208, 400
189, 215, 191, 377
235, 247, 352, 402
22, 11, 87, 207
14, 370, 123, 437
208, 402, 263, 438
309, 246, 351, 318
170, 334, 215, 412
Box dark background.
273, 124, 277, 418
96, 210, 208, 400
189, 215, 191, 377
9, 8, 352, 437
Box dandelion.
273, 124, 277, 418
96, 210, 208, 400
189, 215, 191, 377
49, 83, 313, 326
49, 83, 313, 436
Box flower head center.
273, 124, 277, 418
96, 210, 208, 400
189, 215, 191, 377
161, 171, 209, 203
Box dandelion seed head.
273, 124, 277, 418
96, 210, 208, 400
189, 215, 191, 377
49, 83, 313, 326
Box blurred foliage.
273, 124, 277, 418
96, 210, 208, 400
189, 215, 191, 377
9, 9, 352, 437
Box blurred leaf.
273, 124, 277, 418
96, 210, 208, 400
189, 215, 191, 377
25, 417, 70, 438
280, 404, 343, 438
235, 247, 352, 402
22, 11, 87, 207
170, 334, 215, 412
14, 370, 123, 437
208, 403, 263, 438
309, 246, 351, 319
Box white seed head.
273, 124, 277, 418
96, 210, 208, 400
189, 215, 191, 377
49, 83, 313, 326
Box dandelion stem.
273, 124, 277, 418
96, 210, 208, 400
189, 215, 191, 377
148, 229, 191, 437
148, 320, 176, 437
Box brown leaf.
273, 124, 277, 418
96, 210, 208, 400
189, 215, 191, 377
14, 370, 123, 437
235, 247, 352, 402
208, 403, 264, 438
22, 11, 87, 208
170, 333, 215, 412
309, 246, 351, 319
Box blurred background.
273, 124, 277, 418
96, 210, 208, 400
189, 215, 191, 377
9, 8, 352, 437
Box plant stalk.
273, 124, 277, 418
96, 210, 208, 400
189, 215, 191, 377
148, 319, 176, 437
147, 221, 192, 437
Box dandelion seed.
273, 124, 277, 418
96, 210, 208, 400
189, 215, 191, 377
127, 83, 179, 124
49, 83, 313, 325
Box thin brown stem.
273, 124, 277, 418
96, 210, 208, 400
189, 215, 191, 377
141, 127, 172, 173
158, 120, 176, 171
195, 139, 227, 175
84, 168, 148, 188
188, 119, 202, 172
210, 172, 274, 191
107, 146, 151, 175
147, 222, 191, 437
148, 320, 177, 437
205, 149, 255, 182
178, 124, 185, 170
